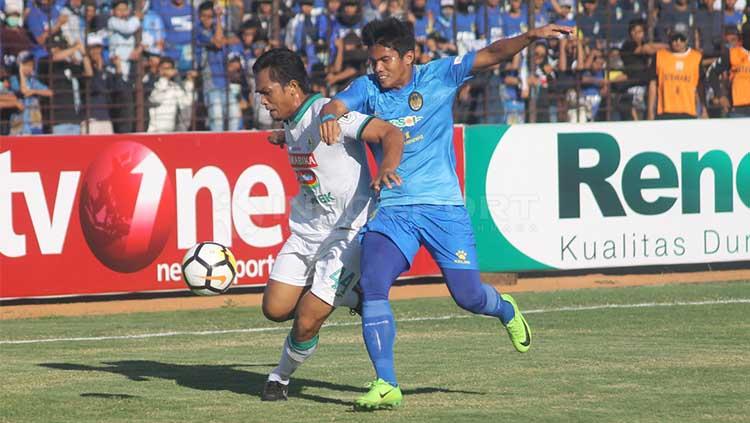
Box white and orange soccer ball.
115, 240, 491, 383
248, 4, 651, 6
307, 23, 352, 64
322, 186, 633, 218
181, 242, 237, 296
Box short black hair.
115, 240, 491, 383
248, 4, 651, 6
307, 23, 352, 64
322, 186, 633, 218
628, 18, 646, 32
159, 56, 176, 67
198, 1, 214, 12
112, 0, 129, 8
252, 48, 310, 93
362, 18, 415, 56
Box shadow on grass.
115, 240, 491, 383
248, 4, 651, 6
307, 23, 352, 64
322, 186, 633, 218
41, 361, 482, 406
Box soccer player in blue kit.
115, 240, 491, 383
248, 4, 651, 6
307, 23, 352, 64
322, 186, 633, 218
318, 18, 573, 410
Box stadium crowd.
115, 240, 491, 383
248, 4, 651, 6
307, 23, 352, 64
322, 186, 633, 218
0, 0, 748, 135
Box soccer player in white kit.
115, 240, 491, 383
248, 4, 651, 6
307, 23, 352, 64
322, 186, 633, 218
252, 48, 404, 401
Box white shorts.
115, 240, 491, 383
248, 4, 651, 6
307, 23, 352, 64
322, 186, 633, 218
269, 229, 361, 306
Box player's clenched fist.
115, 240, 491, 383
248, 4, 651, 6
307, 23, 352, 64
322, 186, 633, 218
319, 114, 341, 145
267, 130, 285, 148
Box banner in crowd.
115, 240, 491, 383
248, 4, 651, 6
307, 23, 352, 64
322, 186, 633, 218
466, 119, 750, 271
1, 130, 464, 299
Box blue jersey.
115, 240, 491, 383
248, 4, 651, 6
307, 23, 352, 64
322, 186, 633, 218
335, 52, 477, 207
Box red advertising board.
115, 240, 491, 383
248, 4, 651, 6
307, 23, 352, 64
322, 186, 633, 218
1, 129, 464, 299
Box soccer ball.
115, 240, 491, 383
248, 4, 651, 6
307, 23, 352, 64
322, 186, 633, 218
181, 242, 237, 296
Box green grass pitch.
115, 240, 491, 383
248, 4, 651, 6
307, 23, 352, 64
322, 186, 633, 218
2, 281, 749, 422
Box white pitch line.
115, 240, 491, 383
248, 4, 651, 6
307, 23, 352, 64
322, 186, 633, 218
1, 298, 749, 346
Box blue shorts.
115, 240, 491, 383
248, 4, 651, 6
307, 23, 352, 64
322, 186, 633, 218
361, 204, 479, 270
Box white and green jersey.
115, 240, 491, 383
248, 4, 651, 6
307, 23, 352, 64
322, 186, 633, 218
284, 93, 374, 242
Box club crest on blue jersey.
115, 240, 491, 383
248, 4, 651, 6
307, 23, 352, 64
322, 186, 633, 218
408, 92, 423, 111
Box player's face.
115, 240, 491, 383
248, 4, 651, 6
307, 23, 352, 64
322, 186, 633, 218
368, 44, 414, 90
255, 68, 296, 121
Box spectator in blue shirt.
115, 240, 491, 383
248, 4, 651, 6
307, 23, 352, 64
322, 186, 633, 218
9, 51, 52, 135
555, 0, 576, 26
285, 0, 318, 55
476, 0, 503, 42
324, 0, 364, 64
723, 0, 744, 29
26, 0, 65, 59
196, 1, 241, 131
434, 0, 456, 42
407, 0, 433, 41
502, 0, 528, 37
108, 0, 141, 80
454, 0, 478, 53
141, 2, 166, 56
160, 0, 194, 72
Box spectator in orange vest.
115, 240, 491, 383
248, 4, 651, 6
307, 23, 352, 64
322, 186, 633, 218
647, 26, 709, 120
706, 23, 750, 117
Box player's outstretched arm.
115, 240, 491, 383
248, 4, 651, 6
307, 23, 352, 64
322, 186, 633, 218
319, 99, 350, 145
472, 24, 574, 72
360, 118, 404, 193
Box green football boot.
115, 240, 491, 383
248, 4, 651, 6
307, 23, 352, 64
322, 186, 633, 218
353, 379, 402, 411
501, 294, 532, 353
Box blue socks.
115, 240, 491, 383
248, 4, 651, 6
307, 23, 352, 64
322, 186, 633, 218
479, 283, 515, 325
362, 300, 398, 386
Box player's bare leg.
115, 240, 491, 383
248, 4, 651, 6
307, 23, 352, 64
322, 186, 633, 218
263, 292, 335, 401
261, 280, 308, 322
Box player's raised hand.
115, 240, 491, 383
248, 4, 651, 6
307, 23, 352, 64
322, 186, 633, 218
267, 130, 285, 148
371, 168, 402, 194
319, 116, 342, 145
529, 24, 574, 40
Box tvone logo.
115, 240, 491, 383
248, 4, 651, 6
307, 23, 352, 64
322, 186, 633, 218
0, 142, 286, 272
558, 133, 750, 218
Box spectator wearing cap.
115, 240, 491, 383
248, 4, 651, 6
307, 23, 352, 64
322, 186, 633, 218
0, 66, 24, 135
705, 23, 750, 117
695, 0, 723, 57
407, 0, 434, 41
554, 0, 576, 27
1, 3, 35, 65
80, 34, 126, 134
159, 0, 193, 72
657, 0, 695, 44
40, 32, 87, 134
108, 0, 141, 81
196, 1, 242, 131
435, 0, 457, 42
147, 56, 194, 132
647, 26, 708, 119
9, 51, 52, 135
